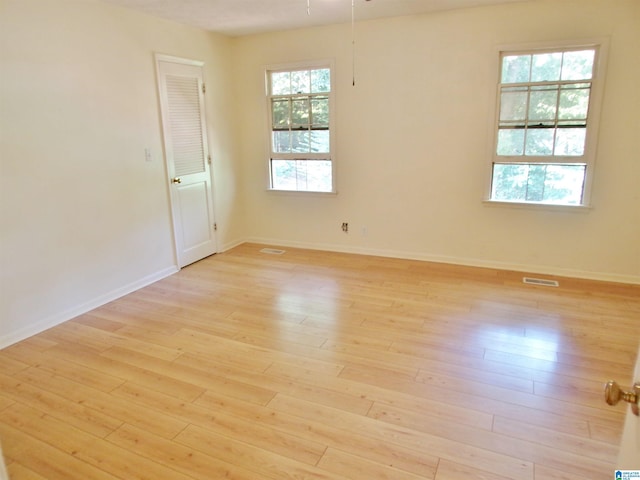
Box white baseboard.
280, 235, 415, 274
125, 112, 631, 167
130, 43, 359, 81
245, 236, 640, 285
219, 238, 246, 253
0, 265, 179, 349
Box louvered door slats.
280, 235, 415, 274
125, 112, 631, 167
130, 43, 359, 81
166, 75, 205, 177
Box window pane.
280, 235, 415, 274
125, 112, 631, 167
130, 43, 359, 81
554, 127, 586, 156
272, 131, 291, 153
558, 85, 590, 120
305, 160, 333, 192
310, 130, 330, 153
525, 128, 554, 156
291, 98, 310, 126
528, 87, 558, 122
271, 159, 297, 190
492, 163, 586, 204
501, 55, 531, 83
271, 72, 290, 95
497, 129, 525, 155
531, 52, 562, 82
561, 50, 595, 81
271, 99, 290, 127
492, 163, 528, 201
311, 97, 329, 126
311, 69, 330, 93
542, 164, 585, 204
291, 130, 310, 153
525, 164, 547, 201
500, 89, 527, 121
271, 159, 332, 192
291, 70, 310, 94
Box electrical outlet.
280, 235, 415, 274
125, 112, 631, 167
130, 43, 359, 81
341, 222, 349, 233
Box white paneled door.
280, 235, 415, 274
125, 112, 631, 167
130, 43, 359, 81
156, 55, 217, 268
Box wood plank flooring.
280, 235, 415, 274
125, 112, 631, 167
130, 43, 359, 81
1, 243, 639, 479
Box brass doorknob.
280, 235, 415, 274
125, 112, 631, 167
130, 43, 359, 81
171, 177, 182, 184
604, 381, 639, 416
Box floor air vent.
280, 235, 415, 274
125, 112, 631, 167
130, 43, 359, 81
523, 277, 559, 287
260, 248, 286, 255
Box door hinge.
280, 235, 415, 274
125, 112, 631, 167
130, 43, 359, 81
202, 83, 206, 94
207, 155, 211, 165
213, 223, 217, 231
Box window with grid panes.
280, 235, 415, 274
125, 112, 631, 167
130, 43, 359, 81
489, 45, 605, 206
267, 63, 334, 192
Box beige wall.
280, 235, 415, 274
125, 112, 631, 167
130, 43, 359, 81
233, 0, 640, 283
1, 0, 638, 347
0, 0, 242, 346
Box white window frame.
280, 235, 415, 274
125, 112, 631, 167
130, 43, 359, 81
265, 59, 336, 194
485, 38, 609, 208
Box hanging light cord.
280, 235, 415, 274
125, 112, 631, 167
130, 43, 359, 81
308, 0, 362, 86
352, 0, 356, 86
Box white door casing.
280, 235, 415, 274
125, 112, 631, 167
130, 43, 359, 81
156, 55, 217, 268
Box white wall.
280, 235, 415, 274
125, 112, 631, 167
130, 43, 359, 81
0, 0, 242, 347
233, 0, 640, 283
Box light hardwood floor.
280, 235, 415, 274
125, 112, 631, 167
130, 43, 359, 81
1, 243, 639, 479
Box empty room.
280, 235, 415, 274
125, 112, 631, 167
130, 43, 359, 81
1, 0, 639, 478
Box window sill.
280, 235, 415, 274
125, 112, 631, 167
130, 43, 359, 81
483, 199, 592, 213
267, 189, 338, 197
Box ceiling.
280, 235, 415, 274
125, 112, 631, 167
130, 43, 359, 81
99, 0, 529, 37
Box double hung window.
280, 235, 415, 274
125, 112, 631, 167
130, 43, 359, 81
489, 44, 605, 206
266, 63, 334, 192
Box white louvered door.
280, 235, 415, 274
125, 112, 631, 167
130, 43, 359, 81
156, 55, 216, 267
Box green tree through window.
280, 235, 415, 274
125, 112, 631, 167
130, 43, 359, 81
490, 46, 602, 206
267, 65, 333, 192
